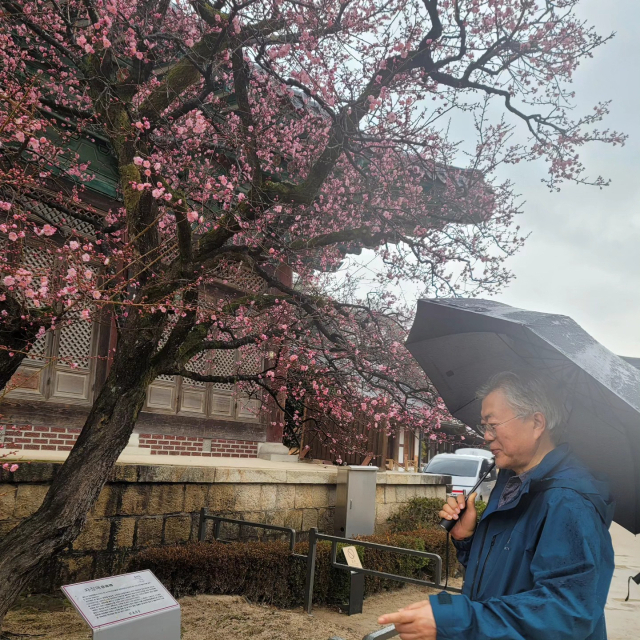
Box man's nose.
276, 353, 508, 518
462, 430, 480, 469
484, 432, 495, 444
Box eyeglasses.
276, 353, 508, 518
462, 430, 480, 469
475, 415, 520, 437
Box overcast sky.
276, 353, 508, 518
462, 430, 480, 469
491, 0, 640, 357
343, 0, 639, 357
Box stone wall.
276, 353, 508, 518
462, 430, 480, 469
0, 462, 448, 592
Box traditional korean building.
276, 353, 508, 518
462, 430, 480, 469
0, 121, 293, 461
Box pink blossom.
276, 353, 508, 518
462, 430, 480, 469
69, 241, 79, 250
8, 232, 17, 241
81, 253, 91, 262
41, 224, 56, 236
3, 276, 15, 286
187, 211, 199, 223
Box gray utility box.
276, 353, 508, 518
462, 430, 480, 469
334, 465, 378, 538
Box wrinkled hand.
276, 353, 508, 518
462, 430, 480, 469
439, 491, 478, 540
378, 599, 437, 640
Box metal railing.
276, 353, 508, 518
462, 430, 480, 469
197, 511, 461, 621
303, 527, 460, 615
198, 508, 298, 551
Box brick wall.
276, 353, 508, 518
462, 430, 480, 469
138, 433, 258, 458
1, 424, 81, 452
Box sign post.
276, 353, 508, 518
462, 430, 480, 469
62, 570, 180, 639
342, 546, 365, 615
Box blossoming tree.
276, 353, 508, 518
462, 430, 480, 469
0, 0, 624, 621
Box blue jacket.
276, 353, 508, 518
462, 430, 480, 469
429, 444, 615, 640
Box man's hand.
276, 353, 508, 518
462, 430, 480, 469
439, 491, 478, 540
378, 600, 437, 640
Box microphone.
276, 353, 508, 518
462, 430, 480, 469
439, 461, 495, 533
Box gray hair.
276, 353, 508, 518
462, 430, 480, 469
477, 371, 566, 444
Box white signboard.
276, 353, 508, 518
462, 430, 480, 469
343, 546, 363, 569
62, 570, 179, 634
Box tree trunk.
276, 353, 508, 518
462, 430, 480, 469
0, 320, 159, 626
0, 294, 41, 392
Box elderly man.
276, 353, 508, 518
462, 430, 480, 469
379, 371, 615, 640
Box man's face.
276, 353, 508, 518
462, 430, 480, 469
481, 389, 538, 471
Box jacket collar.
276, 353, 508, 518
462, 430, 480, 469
484, 444, 572, 517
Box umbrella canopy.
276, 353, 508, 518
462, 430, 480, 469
406, 298, 640, 534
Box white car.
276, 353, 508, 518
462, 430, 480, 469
422, 449, 497, 502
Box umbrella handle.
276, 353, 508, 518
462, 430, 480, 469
439, 513, 459, 533
439, 461, 495, 533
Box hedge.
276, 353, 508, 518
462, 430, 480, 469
127, 528, 457, 608
387, 497, 487, 533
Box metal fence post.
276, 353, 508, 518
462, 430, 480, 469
213, 516, 222, 541
198, 507, 209, 542
348, 570, 365, 615
303, 527, 318, 614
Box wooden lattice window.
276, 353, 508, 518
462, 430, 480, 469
4, 244, 98, 404
145, 347, 263, 422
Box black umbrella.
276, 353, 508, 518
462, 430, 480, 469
406, 298, 640, 535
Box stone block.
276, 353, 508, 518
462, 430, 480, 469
283, 509, 303, 531
317, 508, 334, 533
395, 485, 416, 502
74, 518, 112, 551
94, 553, 122, 581
62, 556, 95, 584
385, 473, 410, 485
164, 516, 192, 544
285, 469, 336, 485
110, 464, 139, 483
90, 486, 120, 518
416, 485, 445, 500
264, 510, 286, 528
327, 486, 336, 507
136, 517, 163, 547
207, 485, 235, 512
301, 509, 318, 531
294, 485, 329, 509
260, 485, 277, 511
275, 484, 295, 507
184, 485, 209, 513
234, 485, 262, 512
120, 485, 150, 515
384, 485, 397, 504
375, 502, 396, 525
14, 484, 49, 518
376, 485, 385, 505
0, 462, 57, 484
113, 518, 136, 549
0, 520, 18, 539
148, 484, 185, 514
134, 465, 180, 483
0, 484, 17, 519
215, 468, 287, 484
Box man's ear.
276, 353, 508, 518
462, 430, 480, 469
532, 411, 547, 439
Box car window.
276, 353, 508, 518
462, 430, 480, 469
425, 458, 480, 477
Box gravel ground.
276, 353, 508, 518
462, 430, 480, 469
2, 585, 445, 640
